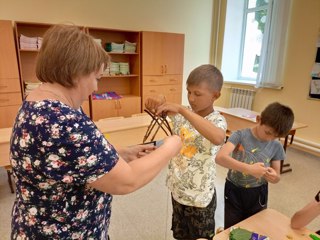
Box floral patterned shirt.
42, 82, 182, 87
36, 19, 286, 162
166, 107, 227, 208
10, 100, 119, 239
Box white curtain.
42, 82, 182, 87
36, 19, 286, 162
256, 0, 292, 89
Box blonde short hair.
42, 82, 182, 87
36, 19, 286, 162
186, 64, 223, 92
36, 24, 110, 88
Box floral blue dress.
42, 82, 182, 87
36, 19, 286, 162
10, 100, 119, 239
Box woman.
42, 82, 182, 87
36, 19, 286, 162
10, 24, 181, 239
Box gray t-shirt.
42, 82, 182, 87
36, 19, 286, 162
227, 128, 285, 188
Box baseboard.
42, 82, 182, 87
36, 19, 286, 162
291, 137, 320, 157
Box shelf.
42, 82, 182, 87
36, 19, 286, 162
19, 49, 39, 52
102, 74, 138, 78
107, 52, 138, 55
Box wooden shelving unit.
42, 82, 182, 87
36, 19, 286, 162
13, 22, 91, 116
86, 27, 141, 121
0, 20, 22, 128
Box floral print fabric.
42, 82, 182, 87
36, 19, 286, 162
10, 100, 119, 239
166, 108, 227, 208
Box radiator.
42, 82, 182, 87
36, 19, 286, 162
229, 88, 255, 110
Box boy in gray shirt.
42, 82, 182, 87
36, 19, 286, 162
216, 102, 294, 229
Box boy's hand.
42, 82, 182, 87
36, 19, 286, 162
264, 167, 280, 183
145, 95, 166, 113
248, 162, 268, 179
156, 102, 181, 116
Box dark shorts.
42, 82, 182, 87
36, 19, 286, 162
224, 179, 268, 229
171, 191, 217, 240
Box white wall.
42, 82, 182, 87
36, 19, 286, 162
0, 0, 214, 105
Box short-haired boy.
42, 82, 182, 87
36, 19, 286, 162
145, 64, 227, 239
216, 102, 294, 228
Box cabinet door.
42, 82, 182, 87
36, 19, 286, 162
81, 100, 90, 118
143, 75, 182, 86
142, 31, 184, 76
163, 33, 184, 75
0, 92, 22, 107
165, 85, 182, 104
0, 105, 21, 128
142, 84, 182, 110
142, 32, 164, 75
118, 97, 141, 117
0, 20, 20, 80
91, 100, 118, 121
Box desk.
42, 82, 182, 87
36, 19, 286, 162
0, 127, 14, 192
213, 208, 319, 240
215, 107, 308, 174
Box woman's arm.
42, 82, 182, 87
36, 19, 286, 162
291, 195, 320, 229
88, 135, 182, 195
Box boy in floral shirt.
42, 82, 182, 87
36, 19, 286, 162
145, 64, 227, 239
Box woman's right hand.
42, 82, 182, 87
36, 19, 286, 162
161, 135, 182, 156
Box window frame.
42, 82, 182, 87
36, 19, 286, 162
238, 0, 271, 81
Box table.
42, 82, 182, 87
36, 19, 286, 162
0, 113, 167, 192
0, 127, 14, 192
213, 208, 319, 240
215, 107, 308, 174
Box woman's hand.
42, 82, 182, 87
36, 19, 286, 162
118, 144, 156, 162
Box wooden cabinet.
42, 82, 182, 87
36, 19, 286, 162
0, 20, 22, 128
87, 27, 141, 121
91, 96, 141, 121
141, 31, 184, 109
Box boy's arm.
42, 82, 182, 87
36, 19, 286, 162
216, 142, 268, 178
158, 104, 225, 145
264, 160, 281, 183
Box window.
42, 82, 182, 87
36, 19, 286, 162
220, 0, 291, 89
240, 0, 269, 80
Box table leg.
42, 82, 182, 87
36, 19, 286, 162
5, 166, 14, 193
281, 134, 293, 174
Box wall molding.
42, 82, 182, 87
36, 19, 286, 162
292, 136, 320, 155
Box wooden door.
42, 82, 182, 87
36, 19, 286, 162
0, 21, 20, 80
142, 32, 164, 75
163, 33, 184, 75
91, 100, 118, 121
118, 96, 141, 117
0, 105, 21, 128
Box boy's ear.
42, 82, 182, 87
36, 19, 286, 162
256, 115, 261, 123
213, 92, 221, 100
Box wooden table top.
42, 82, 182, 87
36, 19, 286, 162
213, 208, 319, 240
215, 107, 308, 132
